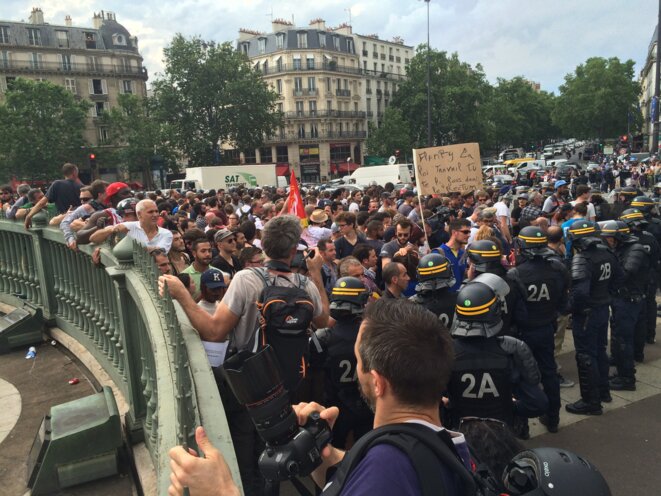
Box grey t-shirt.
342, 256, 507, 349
223, 268, 324, 351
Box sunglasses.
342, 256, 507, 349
459, 230, 472, 234
80, 196, 93, 201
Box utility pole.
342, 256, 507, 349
653, 1, 661, 154
425, 0, 432, 147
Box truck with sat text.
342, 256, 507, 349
169, 165, 287, 191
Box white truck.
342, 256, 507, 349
345, 164, 413, 187
169, 165, 285, 191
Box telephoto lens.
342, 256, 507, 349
223, 345, 332, 481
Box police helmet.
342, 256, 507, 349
116, 198, 138, 218
466, 240, 502, 273
630, 196, 655, 214
599, 220, 630, 242
415, 253, 455, 292
452, 273, 510, 338
619, 208, 647, 229
567, 220, 601, 250
503, 448, 611, 496
330, 277, 368, 318
619, 186, 637, 199
516, 226, 550, 257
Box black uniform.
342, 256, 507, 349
410, 289, 456, 328
509, 255, 570, 424
447, 335, 545, 427
483, 265, 528, 336
629, 231, 659, 361
313, 318, 373, 449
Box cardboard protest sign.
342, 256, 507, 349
413, 143, 482, 195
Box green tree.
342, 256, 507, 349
391, 46, 491, 148
152, 35, 283, 166
552, 57, 641, 140
99, 94, 176, 188
0, 78, 89, 181
366, 108, 412, 159
483, 77, 558, 151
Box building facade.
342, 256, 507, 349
639, 25, 657, 153
237, 19, 411, 183
0, 8, 148, 179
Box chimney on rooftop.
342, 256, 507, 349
65, 15, 72, 27
29, 7, 44, 25
272, 18, 293, 33
309, 18, 326, 31
92, 12, 103, 29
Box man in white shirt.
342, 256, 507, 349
109, 199, 173, 253
570, 184, 596, 222
492, 195, 512, 245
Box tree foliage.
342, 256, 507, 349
366, 108, 412, 158
152, 35, 283, 166
483, 77, 558, 150
391, 46, 491, 148
99, 94, 176, 187
552, 57, 641, 139
0, 78, 89, 181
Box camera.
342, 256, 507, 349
223, 345, 332, 482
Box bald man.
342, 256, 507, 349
101, 199, 173, 252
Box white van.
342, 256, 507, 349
347, 164, 413, 187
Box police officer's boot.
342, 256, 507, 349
511, 415, 530, 440
566, 354, 602, 415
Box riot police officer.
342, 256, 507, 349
565, 221, 622, 415
312, 277, 373, 449
447, 273, 547, 432
600, 221, 649, 391
618, 209, 660, 362
508, 226, 571, 433
465, 239, 528, 336
409, 252, 457, 328
609, 186, 638, 219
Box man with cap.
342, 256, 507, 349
302, 209, 332, 247
211, 229, 241, 280
198, 268, 229, 368
542, 180, 568, 218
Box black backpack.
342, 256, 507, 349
251, 267, 315, 392
322, 423, 499, 496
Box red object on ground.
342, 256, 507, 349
68, 378, 80, 385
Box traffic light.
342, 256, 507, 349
621, 135, 628, 143
395, 149, 401, 158
88, 153, 96, 169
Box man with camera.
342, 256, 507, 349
160, 215, 329, 496
168, 298, 471, 496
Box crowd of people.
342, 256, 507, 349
4, 159, 657, 495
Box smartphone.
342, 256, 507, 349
307, 249, 316, 259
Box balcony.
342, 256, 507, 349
263, 130, 367, 143
293, 88, 318, 97
372, 52, 378, 58
362, 50, 368, 56
260, 62, 407, 81
285, 110, 367, 119
336, 89, 351, 97
0, 58, 148, 79
380, 53, 386, 60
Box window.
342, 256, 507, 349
27, 28, 41, 46
99, 127, 110, 143
89, 79, 107, 95
295, 101, 304, 116
260, 147, 273, 163
326, 77, 331, 92
122, 80, 133, 94
0, 51, 9, 69
84, 31, 96, 49
309, 100, 317, 116
276, 79, 282, 95
294, 77, 303, 91
120, 57, 131, 72
112, 33, 126, 46
30, 52, 43, 70
306, 55, 315, 70
87, 56, 99, 71
297, 32, 308, 48
59, 54, 71, 71
307, 77, 316, 90
244, 149, 257, 164
55, 30, 69, 48
258, 37, 266, 54
366, 98, 371, 110
333, 36, 340, 50
293, 56, 301, 70
276, 33, 285, 49
0, 26, 9, 44
277, 102, 283, 113
94, 101, 106, 117
298, 124, 306, 138
64, 78, 77, 94
276, 145, 288, 162
319, 33, 326, 48
310, 124, 319, 138
241, 42, 249, 55
327, 100, 332, 111
263, 60, 268, 74
276, 57, 282, 71
347, 39, 354, 53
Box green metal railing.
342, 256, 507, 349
0, 214, 241, 494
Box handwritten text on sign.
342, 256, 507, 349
413, 143, 482, 195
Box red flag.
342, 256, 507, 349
279, 170, 308, 227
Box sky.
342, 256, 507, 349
1, 0, 658, 93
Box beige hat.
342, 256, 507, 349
309, 209, 329, 224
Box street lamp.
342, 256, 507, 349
424, 0, 432, 147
